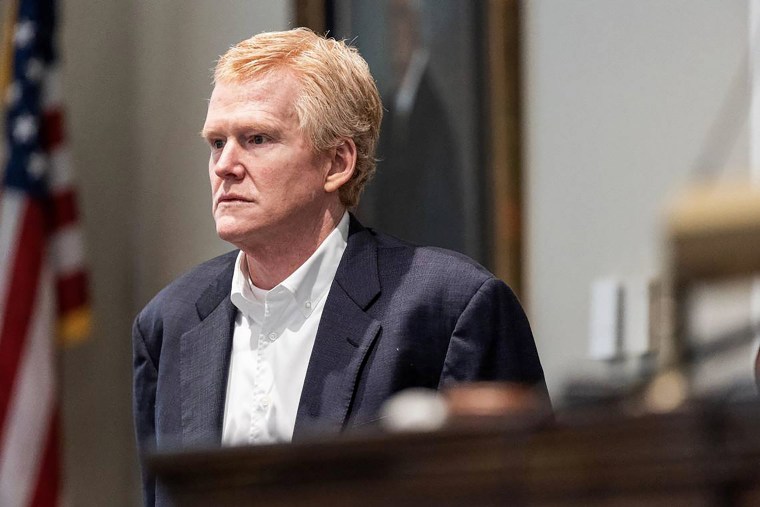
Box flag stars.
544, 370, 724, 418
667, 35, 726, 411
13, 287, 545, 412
27, 153, 47, 180
13, 114, 38, 144
25, 59, 44, 82
13, 20, 36, 48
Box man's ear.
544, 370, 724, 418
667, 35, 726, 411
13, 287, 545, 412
324, 138, 357, 193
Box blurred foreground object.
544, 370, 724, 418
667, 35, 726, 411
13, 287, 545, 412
379, 382, 552, 434
667, 181, 760, 281
444, 382, 552, 421
655, 179, 760, 408
380, 388, 449, 432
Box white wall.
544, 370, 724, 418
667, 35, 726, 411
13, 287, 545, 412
60, 1, 141, 504
523, 0, 753, 399
60, 2, 291, 505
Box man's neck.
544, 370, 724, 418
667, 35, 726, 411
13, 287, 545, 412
242, 208, 346, 290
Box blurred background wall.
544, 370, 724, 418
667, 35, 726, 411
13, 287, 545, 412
523, 0, 753, 397
7, 0, 751, 504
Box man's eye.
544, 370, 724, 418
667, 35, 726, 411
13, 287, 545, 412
250, 135, 266, 145
212, 140, 225, 149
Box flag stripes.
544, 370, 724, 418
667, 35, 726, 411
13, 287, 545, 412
0, 0, 91, 505
0, 198, 45, 444
0, 260, 55, 507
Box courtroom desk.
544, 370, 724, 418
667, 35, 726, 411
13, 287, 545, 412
149, 401, 760, 506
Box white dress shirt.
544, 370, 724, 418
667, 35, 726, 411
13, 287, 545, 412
221, 212, 349, 446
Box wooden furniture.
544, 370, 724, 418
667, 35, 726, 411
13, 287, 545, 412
149, 401, 760, 506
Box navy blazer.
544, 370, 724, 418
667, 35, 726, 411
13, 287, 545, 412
133, 215, 547, 505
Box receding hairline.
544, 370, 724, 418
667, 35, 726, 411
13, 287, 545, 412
202, 70, 307, 139
212, 61, 300, 86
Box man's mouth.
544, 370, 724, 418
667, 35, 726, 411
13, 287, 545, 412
217, 194, 251, 205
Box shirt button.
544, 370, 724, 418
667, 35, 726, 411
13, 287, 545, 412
268, 332, 277, 341
304, 300, 312, 309
260, 395, 271, 408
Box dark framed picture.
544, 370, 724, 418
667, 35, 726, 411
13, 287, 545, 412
296, 0, 524, 293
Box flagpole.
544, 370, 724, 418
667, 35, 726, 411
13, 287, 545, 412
1, 0, 19, 186
1, 0, 18, 91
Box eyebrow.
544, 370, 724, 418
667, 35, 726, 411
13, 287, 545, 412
199, 127, 217, 140
200, 120, 285, 141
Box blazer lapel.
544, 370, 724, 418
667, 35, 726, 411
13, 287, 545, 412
293, 216, 382, 440
180, 258, 237, 447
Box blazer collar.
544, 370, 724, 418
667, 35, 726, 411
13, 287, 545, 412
334, 214, 381, 309
180, 254, 237, 447
293, 214, 383, 439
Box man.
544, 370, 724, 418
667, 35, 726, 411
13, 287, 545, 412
371, 0, 466, 253
133, 28, 547, 506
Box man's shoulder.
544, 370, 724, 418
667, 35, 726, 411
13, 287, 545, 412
366, 227, 495, 288
356, 227, 520, 326
137, 250, 238, 320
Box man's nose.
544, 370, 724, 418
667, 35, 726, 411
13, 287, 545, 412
214, 141, 245, 178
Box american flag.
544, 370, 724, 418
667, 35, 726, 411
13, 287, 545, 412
0, 0, 90, 505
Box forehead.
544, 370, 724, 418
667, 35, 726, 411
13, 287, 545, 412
205, 70, 302, 124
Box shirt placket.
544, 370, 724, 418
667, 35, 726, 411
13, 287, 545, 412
250, 289, 285, 443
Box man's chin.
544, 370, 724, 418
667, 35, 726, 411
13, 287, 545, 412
215, 225, 251, 246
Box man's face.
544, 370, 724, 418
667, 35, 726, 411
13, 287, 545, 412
202, 72, 332, 250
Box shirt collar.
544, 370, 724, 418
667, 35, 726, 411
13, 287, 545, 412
230, 252, 264, 322
230, 211, 350, 319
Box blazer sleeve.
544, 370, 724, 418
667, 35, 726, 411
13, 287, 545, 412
132, 313, 158, 507
439, 277, 547, 389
